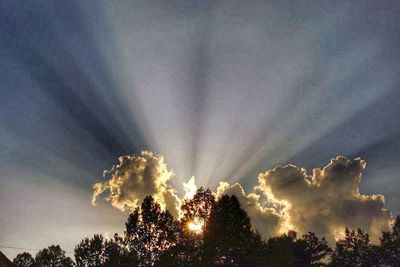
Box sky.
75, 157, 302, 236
1, 0, 400, 259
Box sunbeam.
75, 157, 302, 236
1, 0, 399, 259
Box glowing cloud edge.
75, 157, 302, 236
91, 151, 392, 244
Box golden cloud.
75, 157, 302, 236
92, 153, 392, 243
91, 151, 180, 217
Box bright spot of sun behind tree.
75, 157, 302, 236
187, 217, 204, 234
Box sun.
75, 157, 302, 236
187, 217, 204, 234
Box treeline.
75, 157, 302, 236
13, 188, 400, 267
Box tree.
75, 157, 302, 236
265, 231, 331, 267
35, 245, 75, 267
203, 195, 264, 266
74, 234, 106, 267
125, 208, 140, 242
74, 233, 138, 267
265, 231, 298, 267
380, 215, 400, 266
124, 196, 178, 266
295, 232, 332, 266
180, 187, 215, 231
156, 188, 230, 267
103, 233, 137, 267
331, 228, 378, 267
163, 188, 215, 266
13, 252, 35, 267
154, 241, 197, 267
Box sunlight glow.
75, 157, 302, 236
183, 176, 197, 200
187, 217, 204, 234
333, 227, 346, 241
104, 0, 396, 189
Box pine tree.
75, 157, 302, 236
203, 195, 264, 266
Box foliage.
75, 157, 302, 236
265, 230, 298, 267
11, 192, 400, 267
124, 196, 178, 266
180, 187, 215, 230
331, 228, 378, 267
74, 234, 106, 267
203, 195, 264, 266
380, 215, 400, 266
167, 188, 216, 266
35, 245, 75, 267
296, 232, 332, 266
13, 252, 35, 267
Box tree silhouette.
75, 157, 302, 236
295, 232, 332, 266
13, 252, 35, 267
74, 234, 106, 267
74, 233, 136, 267
180, 187, 215, 231
155, 240, 199, 267
125, 208, 140, 242
265, 230, 298, 267
124, 196, 178, 266
265, 230, 332, 267
11, 192, 400, 267
163, 188, 215, 266
380, 215, 400, 266
35, 245, 75, 267
203, 195, 264, 266
102, 233, 136, 267
331, 228, 378, 267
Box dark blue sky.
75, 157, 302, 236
1, 0, 399, 258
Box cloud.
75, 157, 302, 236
256, 156, 392, 243
92, 152, 392, 243
91, 151, 180, 217
183, 176, 197, 200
